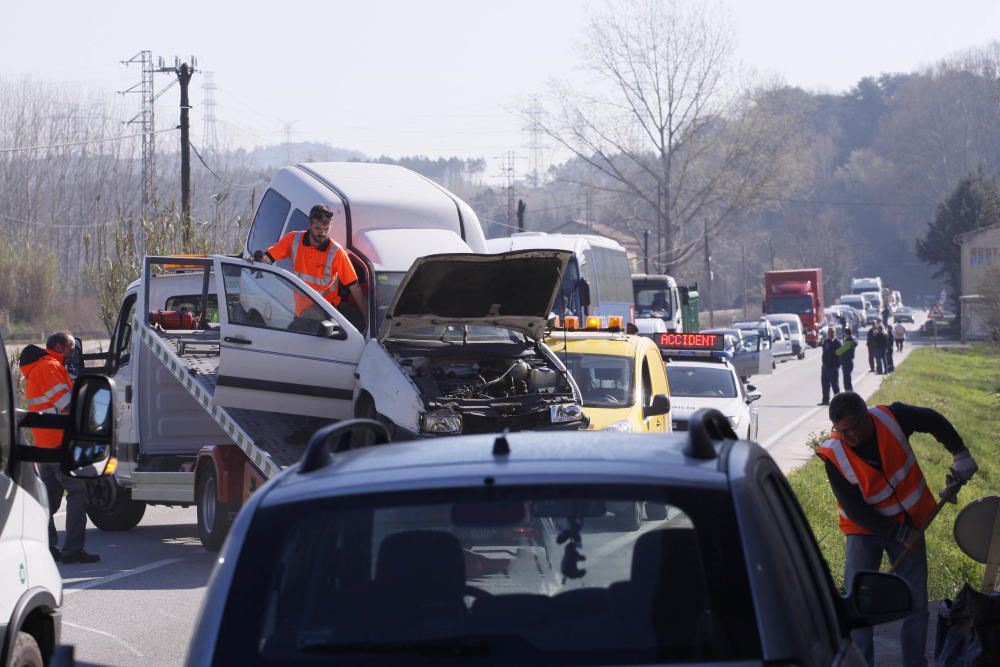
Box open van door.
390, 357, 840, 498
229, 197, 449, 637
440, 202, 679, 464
731, 332, 773, 379
213, 257, 365, 419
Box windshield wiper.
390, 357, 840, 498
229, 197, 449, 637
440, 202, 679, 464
298, 637, 490, 657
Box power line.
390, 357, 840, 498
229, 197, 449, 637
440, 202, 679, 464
0, 127, 176, 154
189, 142, 267, 191
0, 212, 123, 229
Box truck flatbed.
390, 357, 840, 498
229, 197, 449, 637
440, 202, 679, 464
139, 323, 333, 475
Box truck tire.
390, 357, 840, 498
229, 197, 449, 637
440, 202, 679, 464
86, 477, 146, 532
196, 463, 236, 552
11, 632, 43, 667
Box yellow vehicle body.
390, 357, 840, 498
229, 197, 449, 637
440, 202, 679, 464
545, 332, 671, 432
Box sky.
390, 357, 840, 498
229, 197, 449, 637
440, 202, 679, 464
3, 0, 1000, 178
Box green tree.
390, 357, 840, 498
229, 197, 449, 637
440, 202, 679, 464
916, 170, 1000, 307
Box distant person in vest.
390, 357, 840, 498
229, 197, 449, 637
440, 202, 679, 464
256, 203, 367, 333
19, 331, 100, 564
818, 392, 978, 667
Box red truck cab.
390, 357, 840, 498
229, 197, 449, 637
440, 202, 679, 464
763, 269, 824, 347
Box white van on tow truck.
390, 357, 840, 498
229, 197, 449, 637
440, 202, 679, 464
86, 163, 585, 551
0, 331, 114, 667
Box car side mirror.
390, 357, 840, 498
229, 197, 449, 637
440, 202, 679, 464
577, 279, 592, 309
643, 393, 670, 418
62, 375, 116, 479
747, 390, 762, 403
320, 319, 347, 340
643, 502, 668, 520
843, 571, 913, 629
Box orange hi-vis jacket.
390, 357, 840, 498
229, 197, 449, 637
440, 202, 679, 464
266, 231, 358, 308
19, 345, 73, 448
816, 405, 937, 535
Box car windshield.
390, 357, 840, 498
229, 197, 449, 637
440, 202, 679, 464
214, 484, 760, 665
560, 353, 634, 408
769, 295, 814, 315
666, 365, 738, 398
634, 286, 673, 318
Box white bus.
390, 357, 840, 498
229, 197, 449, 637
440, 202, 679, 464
487, 232, 634, 324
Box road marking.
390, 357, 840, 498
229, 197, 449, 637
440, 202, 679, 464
63, 621, 145, 657
64, 557, 186, 594
761, 367, 869, 450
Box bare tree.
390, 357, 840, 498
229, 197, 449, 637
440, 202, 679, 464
530, 0, 802, 274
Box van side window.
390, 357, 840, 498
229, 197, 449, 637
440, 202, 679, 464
555, 258, 581, 317
0, 338, 12, 469
247, 189, 291, 254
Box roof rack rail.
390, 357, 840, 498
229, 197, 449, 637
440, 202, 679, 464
299, 418, 390, 473
684, 408, 737, 460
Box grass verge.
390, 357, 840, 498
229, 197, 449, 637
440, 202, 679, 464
788, 343, 1000, 599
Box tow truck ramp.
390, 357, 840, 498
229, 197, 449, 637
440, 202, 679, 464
136, 297, 330, 480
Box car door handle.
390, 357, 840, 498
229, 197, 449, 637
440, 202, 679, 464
224, 336, 253, 345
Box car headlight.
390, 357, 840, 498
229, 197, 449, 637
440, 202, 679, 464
550, 403, 584, 423
421, 408, 463, 434
603, 420, 633, 432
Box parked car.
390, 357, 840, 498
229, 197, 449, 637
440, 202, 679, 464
826, 304, 863, 336
184, 416, 913, 667
699, 327, 772, 380
665, 357, 760, 440
893, 306, 914, 324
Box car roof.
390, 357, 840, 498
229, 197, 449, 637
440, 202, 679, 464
261, 431, 737, 508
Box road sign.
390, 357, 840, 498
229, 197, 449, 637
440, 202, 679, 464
928, 303, 945, 320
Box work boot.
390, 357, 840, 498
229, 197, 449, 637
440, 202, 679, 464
61, 550, 100, 564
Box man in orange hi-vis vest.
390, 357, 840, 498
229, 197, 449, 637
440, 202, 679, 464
257, 203, 367, 333
818, 392, 977, 667
19, 331, 100, 564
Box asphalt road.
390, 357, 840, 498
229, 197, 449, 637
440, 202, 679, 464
54, 312, 934, 666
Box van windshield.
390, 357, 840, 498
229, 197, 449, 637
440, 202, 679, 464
373, 272, 405, 332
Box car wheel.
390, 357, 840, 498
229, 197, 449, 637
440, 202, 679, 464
11, 632, 43, 667
196, 462, 237, 552
86, 476, 146, 531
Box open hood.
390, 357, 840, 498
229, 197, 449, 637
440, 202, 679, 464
380, 250, 572, 341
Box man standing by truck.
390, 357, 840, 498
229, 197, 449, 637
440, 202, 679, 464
19, 331, 100, 564
256, 203, 368, 333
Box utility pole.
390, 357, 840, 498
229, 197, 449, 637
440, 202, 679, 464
644, 229, 649, 274
201, 71, 219, 154
704, 219, 714, 327
523, 95, 545, 188
496, 151, 521, 233
120, 51, 156, 214
158, 57, 197, 243
742, 245, 748, 319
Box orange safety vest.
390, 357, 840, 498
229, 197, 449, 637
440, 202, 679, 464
267, 231, 357, 308
816, 405, 937, 535
20, 346, 73, 448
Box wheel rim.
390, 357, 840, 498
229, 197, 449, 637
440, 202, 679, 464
88, 476, 119, 512
201, 476, 217, 531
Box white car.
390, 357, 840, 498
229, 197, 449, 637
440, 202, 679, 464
0, 331, 115, 665
665, 358, 761, 441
